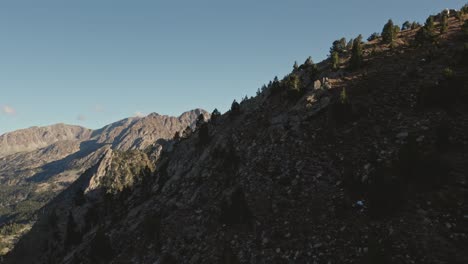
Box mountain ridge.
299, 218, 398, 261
0, 108, 209, 256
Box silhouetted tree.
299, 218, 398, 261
293, 61, 299, 71
211, 108, 221, 122
230, 100, 240, 116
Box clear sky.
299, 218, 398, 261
0, 0, 466, 134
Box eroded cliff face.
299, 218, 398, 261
0, 109, 207, 256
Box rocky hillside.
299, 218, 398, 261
4, 8, 468, 264
0, 109, 207, 256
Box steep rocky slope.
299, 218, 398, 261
5, 11, 468, 264
0, 109, 207, 256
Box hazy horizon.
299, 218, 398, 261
1, 0, 466, 134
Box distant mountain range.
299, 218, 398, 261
0, 109, 209, 255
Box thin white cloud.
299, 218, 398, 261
134, 111, 145, 117
93, 104, 104, 113
77, 114, 86, 121
1, 105, 16, 115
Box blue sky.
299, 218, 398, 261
0, 0, 466, 134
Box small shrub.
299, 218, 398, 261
442, 67, 454, 79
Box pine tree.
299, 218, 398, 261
349, 35, 363, 70
304, 56, 319, 78
382, 19, 396, 44
402, 21, 411, 30
211, 108, 221, 122
304, 56, 313, 66
293, 61, 299, 71
339, 37, 347, 52
440, 14, 448, 34
340, 87, 348, 104
425, 16, 435, 32
331, 51, 339, 71
367, 32, 380, 42
230, 100, 240, 116
346, 38, 354, 51
271, 76, 281, 94
330, 38, 347, 54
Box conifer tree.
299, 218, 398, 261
304, 56, 313, 66
346, 38, 354, 51
331, 51, 339, 71
349, 35, 363, 70
305, 56, 319, 78
440, 14, 448, 34
402, 21, 411, 30
230, 100, 240, 116
293, 61, 299, 71
211, 108, 221, 122
425, 16, 435, 32
382, 19, 396, 44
